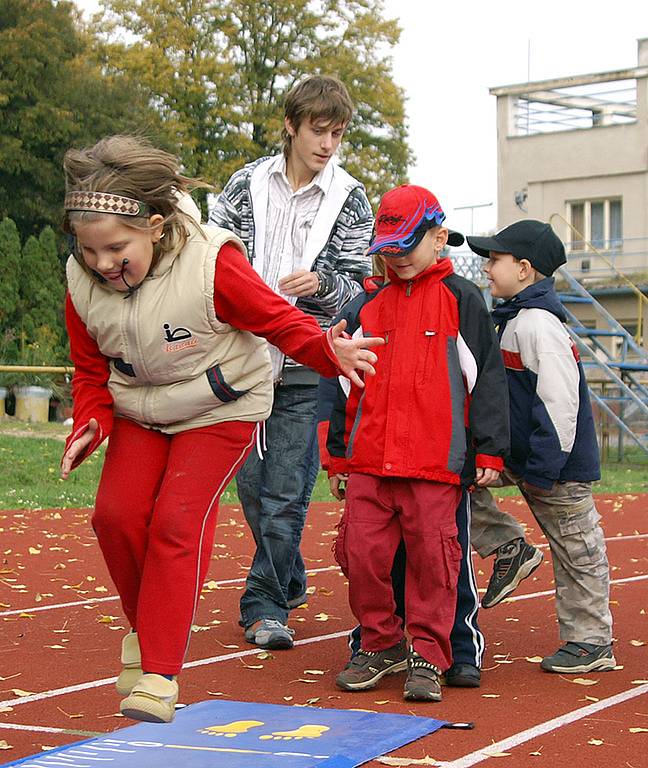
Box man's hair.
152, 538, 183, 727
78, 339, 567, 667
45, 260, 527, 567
282, 75, 354, 157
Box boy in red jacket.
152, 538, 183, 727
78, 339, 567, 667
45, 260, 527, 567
327, 185, 509, 701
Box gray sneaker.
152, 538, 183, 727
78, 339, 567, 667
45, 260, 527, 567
541, 642, 616, 673
335, 638, 407, 691
244, 619, 295, 650
403, 649, 442, 702
481, 538, 544, 608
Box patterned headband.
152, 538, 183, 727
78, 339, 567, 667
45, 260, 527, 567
64, 191, 150, 217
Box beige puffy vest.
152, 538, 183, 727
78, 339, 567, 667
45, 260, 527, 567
66, 222, 273, 433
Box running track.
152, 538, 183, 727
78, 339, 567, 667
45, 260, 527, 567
1, 493, 647, 766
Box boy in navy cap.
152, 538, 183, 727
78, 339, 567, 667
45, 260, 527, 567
467, 219, 615, 674
327, 185, 509, 701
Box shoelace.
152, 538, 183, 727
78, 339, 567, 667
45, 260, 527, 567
262, 619, 295, 636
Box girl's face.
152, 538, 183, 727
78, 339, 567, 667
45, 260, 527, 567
74, 214, 164, 292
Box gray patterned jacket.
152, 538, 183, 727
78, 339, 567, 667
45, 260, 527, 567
209, 156, 373, 381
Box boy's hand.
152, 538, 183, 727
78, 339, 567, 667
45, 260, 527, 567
329, 319, 384, 388
329, 473, 349, 500
60, 418, 98, 479
278, 269, 319, 297
475, 467, 500, 486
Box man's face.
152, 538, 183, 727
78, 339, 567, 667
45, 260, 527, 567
285, 117, 345, 176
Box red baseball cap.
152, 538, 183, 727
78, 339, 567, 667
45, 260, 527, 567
368, 184, 464, 256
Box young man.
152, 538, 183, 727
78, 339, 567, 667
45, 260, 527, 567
209, 75, 373, 650
326, 185, 509, 701
466, 220, 615, 674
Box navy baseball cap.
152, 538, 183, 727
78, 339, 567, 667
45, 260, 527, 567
368, 185, 464, 257
467, 220, 566, 276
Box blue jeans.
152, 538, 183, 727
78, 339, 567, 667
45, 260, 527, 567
237, 384, 320, 628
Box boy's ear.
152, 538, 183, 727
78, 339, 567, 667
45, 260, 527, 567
435, 226, 449, 251
518, 258, 534, 281
149, 213, 165, 242
284, 117, 296, 137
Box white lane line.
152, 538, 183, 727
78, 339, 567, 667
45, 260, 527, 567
503, 572, 648, 604
0, 722, 101, 737
442, 683, 648, 767
0, 630, 350, 710
4, 531, 645, 618
0, 566, 340, 618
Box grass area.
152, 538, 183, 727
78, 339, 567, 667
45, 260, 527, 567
0, 418, 646, 510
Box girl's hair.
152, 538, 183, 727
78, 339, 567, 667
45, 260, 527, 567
281, 75, 353, 157
63, 135, 210, 273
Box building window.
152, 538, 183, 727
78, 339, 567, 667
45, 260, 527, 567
566, 199, 622, 251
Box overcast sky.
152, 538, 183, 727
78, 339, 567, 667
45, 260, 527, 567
74, 0, 646, 233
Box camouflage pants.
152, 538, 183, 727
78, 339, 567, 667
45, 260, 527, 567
471, 470, 613, 645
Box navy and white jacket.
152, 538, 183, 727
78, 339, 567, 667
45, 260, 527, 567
493, 278, 600, 489
208, 156, 373, 383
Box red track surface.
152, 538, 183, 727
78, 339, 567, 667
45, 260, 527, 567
1, 493, 647, 767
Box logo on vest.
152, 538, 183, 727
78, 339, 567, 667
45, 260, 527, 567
163, 323, 198, 352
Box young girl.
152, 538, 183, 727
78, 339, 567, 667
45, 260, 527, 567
60, 135, 382, 724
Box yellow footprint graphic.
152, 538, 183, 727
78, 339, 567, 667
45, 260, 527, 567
200, 720, 265, 738
259, 724, 330, 741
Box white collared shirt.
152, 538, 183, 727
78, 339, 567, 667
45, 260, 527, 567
262, 156, 332, 377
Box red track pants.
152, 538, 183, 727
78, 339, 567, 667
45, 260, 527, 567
343, 473, 462, 670
92, 417, 257, 675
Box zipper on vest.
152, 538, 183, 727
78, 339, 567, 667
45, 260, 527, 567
406, 280, 413, 296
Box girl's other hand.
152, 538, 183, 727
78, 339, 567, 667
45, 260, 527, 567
60, 418, 98, 479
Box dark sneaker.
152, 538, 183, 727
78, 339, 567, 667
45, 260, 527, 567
541, 642, 616, 673
481, 539, 544, 608
335, 638, 407, 691
244, 619, 295, 650
444, 663, 481, 688
403, 649, 442, 702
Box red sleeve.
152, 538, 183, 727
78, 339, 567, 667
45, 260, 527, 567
64, 293, 113, 468
213, 243, 338, 377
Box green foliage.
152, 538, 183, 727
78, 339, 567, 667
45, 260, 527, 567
94, 0, 412, 205
0, 217, 21, 337
0, 0, 164, 238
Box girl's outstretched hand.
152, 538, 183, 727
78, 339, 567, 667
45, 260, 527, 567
329, 319, 384, 387
60, 418, 98, 479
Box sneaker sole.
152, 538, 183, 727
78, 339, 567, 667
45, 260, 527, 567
481, 549, 544, 608
120, 697, 176, 723
541, 655, 617, 674
335, 659, 408, 691
403, 689, 442, 702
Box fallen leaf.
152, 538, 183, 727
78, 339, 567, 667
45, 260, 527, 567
0, 741, 12, 750
525, 656, 543, 663
28, 547, 41, 555
45, 645, 65, 649
257, 652, 274, 660
11, 688, 35, 697
569, 677, 599, 686
629, 727, 648, 734
374, 700, 391, 705
207, 691, 226, 697
96, 615, 119, 624
283, 696, 294, 701
583, 695, 600, 702
293, 678, 318, 684
94, 586, 108, 593
482, 694, 500, 698
484, 751, 511, 758
630, 640, 646, 647
631, 680, 648, 685
303, 669, 326, 675
529, 751, 543, 756
587, 739, 604, 746
314, 613, 329, 621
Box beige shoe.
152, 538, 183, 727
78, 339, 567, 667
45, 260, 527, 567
115, 632, 142, 696
120, 673, 179, 723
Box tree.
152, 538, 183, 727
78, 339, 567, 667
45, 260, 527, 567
0, 0, 164, 238
94, 0, 413, 205
0, 217, 21, 334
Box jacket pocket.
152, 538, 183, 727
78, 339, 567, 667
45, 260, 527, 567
206, 364, 249, 402
440, 523, 462, 589
416, 329, 443, 387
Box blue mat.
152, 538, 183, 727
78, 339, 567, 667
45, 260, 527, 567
5, 699, 447, 768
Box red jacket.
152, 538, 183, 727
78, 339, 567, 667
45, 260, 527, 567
327, 258, 509, 484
